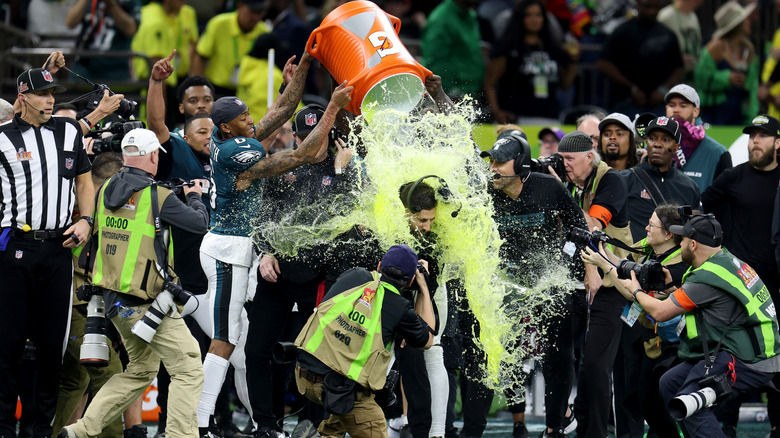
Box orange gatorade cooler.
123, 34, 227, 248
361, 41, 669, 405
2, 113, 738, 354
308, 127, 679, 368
307, 0, 432, 118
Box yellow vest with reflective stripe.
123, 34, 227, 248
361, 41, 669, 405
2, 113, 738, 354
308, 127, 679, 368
92, 180, 175, 299
679, 250, 779, 363
295, 273, 397, 391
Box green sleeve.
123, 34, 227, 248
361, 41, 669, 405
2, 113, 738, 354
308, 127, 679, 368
746, 56, 760, 121
694, 49, 733, 100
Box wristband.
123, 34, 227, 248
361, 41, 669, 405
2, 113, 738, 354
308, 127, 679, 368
632, 288, 643, 300
80, 118, 93, 129
278, 82, 287, 94
335, 167, 343, 175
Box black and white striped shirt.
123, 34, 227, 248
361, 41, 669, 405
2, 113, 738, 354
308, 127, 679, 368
0, 115, 91, 230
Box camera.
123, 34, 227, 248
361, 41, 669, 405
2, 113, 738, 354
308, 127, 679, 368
617, 259, 666, 291
131, 280, 195, 343
85, 84, 138, 119
75, 284, 110, 366
678, 205, 692, 221
374, 368, 400, 408
273, 341, 298, 364
158, 178, 200, 196
531, 153, 566, 181
567, 227, 610, 248
85, 120, 145, 154
668, 373, 734, 421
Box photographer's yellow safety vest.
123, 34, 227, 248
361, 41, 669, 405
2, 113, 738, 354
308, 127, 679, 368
679, 250, 780, 364
295, 273, 397, 391
91, 180, 176, 300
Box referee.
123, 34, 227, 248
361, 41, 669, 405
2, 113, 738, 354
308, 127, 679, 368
0, 65, 95, 437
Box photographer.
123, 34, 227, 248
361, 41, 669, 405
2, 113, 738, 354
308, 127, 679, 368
616, 214, 780, 437
557, 130, 633, 438
293, 245, 435, 437
60, 128, 208, 438
581, 204, 689, 437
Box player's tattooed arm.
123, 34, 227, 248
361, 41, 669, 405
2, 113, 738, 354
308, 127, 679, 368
254, 52, 313, 141
235, 82, 353, 190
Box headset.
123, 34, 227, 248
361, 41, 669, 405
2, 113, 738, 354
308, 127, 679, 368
403, 175, 461, 218
500, 130, 532, 178
19, 95, 45, 115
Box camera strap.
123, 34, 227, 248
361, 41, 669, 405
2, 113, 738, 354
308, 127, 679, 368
696, 312, 724, 376
630, 167, 666, 207
601, 237, 645, 254
149, 184, 173, 284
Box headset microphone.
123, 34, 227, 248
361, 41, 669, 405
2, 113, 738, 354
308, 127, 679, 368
492, 174, 522, 179
21, 98, 45, 115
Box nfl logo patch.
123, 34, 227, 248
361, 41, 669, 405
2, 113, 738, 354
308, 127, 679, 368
305, 113, 317, 126
18, 82, 28, 93
284, 172, 297, 182
657, 117, 668, 126
65, 157, 74, 170
234, 98, 243, 106
640, 189, 651, 200
42, 70, 54, 82
322, 175, 332, 186
15, 250, 23, 259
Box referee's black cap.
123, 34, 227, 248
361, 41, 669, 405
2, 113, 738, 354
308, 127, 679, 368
293, 104, 326, 136
17, 68, 66, 94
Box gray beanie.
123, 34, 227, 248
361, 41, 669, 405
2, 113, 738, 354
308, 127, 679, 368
558, 131, 593, 153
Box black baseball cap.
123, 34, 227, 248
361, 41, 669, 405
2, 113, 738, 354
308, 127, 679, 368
646, 116, 681, 144
480, 130, 528, 162
293, 104, 326, 136
743, 114, 780, 137
634, 112, 657, 139
17, 68, 66, 94
669, 214, 723, 247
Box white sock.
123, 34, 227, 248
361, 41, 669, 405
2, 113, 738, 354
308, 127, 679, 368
197, 353, 230, 428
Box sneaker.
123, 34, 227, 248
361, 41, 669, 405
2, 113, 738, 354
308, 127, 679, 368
387, 416, 406, 438
399, 425, 412, 438
512, 422, 528, 438
254, 427, 287, 438
561, 405, 577, 435
241, 422, 255, 436
221, 422, 252, 438
291, 420, 318, 438
58, 427, 78, 438
124, 425, 148, 438
201, 426, 224, 438
538, 430, 565, 438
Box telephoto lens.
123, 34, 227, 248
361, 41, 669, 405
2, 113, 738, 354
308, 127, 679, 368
80, 294, 110, 366
131, 299, 168, 343
668, 387, 719, 421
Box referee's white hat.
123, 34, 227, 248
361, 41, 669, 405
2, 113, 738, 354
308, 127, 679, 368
121, 128, 167, 156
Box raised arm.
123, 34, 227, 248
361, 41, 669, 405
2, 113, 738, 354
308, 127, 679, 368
253, 52, 314, 141
235, 82, 353, 189
147, 51, 177, 144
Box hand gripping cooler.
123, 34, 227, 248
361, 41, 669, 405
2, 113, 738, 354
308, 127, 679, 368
307, 1, 433, 119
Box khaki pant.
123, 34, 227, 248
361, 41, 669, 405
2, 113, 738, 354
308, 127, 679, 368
52, 309, 123, 438
69, 302, 203, 438
295, 367, 388, 438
